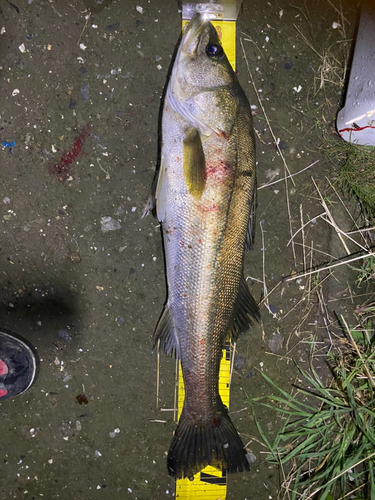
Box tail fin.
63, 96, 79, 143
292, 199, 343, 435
167, 400, 249, 479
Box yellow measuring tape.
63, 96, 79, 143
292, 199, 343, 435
176, 344, 231, 499
176, 20, 237, 500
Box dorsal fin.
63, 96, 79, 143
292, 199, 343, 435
228, 277, 259, 340
245, 183, 257, 250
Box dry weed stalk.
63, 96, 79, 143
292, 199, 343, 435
241, 37, 296, 266
293, 22, 349, 95
285, 177, 375, 282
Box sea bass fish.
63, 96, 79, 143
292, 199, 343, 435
144, 13, 259, 478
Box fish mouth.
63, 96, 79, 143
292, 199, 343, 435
172, 12, 218, 88
167, 13, 220, 135
180, 13, 210, 57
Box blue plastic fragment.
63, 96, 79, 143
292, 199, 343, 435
2, 141, 16, 148
80, 83, 89, 103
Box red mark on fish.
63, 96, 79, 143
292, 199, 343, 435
199, 202, 219, 213
206, 161, 233, 179
48, 123, 91, 181
216, 130, 229, 140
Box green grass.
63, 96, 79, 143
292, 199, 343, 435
350, 255, 375, 287
324, 139, 375, 217
355, 302, 375, 318
248, 329, 375, 500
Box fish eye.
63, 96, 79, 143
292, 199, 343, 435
205, 43, 224, 60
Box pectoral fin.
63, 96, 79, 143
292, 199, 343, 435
183, 127, 206, 199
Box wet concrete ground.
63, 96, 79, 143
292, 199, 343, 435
0, 0, 369, 499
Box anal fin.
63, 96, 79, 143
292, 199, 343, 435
153, 304, 180, 358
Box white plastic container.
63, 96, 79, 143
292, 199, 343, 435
336, 7, 375, 146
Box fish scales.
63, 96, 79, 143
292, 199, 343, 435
144, 13, 259, 479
